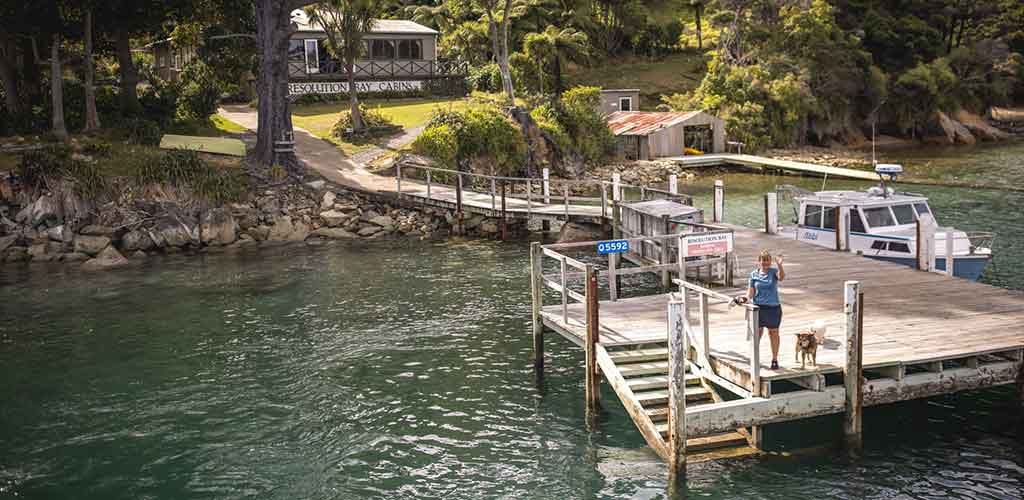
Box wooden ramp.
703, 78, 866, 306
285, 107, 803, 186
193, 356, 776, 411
664, 154, 879, 181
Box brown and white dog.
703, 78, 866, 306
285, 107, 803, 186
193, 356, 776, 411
794, 332, 819, 369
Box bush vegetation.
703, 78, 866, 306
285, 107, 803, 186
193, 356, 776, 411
330, 104, 401, 139
413, 105, 526, 176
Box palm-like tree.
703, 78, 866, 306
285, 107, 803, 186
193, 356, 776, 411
405, 3, 451, 32
523, 26, 588, 96
306, 0, 381, 131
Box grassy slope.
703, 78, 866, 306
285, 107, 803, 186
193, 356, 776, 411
566, 52, 707, 109
292, 97, 468, 156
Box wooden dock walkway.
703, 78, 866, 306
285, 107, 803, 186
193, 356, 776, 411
528, 191, 1024, 479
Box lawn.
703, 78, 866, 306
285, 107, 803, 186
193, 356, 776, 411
160, 134, 246, 157
292, 97, 469, 156
567, 52, 708, 108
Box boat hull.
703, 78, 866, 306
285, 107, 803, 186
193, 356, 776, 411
865, 255, 991, 281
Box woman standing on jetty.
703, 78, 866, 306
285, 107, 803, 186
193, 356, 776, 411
745, 250, 786, 369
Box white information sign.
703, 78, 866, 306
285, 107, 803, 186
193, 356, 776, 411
682, 232, 734, 257
288, 80, 423, 96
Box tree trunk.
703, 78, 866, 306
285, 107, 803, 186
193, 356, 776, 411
0, 35, 20, 114
50, 34, 68, 142
83, 10, 100, 132
553, 54, 563, 97
21, 37, 42, 106
116, 27, 140, 113
695, 4, 703, 50
254, 0, 298, 168
347, 57, 362, 130
487, 2, 515, 106
955, 15, 966, 48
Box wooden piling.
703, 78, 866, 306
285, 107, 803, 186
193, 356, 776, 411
667, 297, 688, 482
585, 264, 601, 414
612, 201, 621, 239
916, 214, 936, 271
669, 174, 679, 195
455, 173, 464, 235
661, 214, 672, 290
500, 181, 507, 240
844, 281, 864, 452
838, 206, 851, 251
944, 228, 955, 277
530, 242, 544, 372
764, 192, 778, 234
542, 168, 551, 232
713, 180, 724, 223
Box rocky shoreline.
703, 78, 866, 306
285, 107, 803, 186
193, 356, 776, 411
0, 177, 514, 271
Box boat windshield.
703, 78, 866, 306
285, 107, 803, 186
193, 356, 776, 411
914, 202, 931, 216
863, 206, 895, 227
892, 204, 916, 224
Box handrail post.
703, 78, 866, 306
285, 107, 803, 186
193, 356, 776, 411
490, 178, 496, 211
560, 256, 568, 324
700, 293, 710, 362
563, 185, 569, 221
526, 179, 532, 216
608, 251, 618, 302
530, 242, 544, 372
455, 173, 464, 235
660, 214, 672, 290
500, 181, 507, 240
839, 206, 851, 251
612, 173, 622, 203
426, 170, 431, 200
669, 174, 678, 195
612, 201, 621, 239
667, 296, 688, 483
601, 183, 608, 219
542, 169, 551, 232
677, 233, 687, 283
748, 306, 761, 394
844, 281, 864, 453
585, 264, 601, 415
713, 179, 724, 223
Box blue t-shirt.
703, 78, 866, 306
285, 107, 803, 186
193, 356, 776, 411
749, 268, 780, 306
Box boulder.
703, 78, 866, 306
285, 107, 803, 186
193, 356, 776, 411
334, 203, 359, 213
357, 225, 382, 237
121, 230, 155, 252
954, 110, 1010, 141
247, 225, 271, 242
28, 243, 53, 261
305, 180, 326, 190
4, 246, 28, 262
0, 234, 18, 253
130, 250, 148, 259
479, 220, 499, 234
934, 111, 976, 145
257, 197, 282, 216
61, 252, 89, 262
230, 203, 260, 230
321, 191, 336, 210
46, 225, 70, 242
359, 210, 381, 223
463, 215, 484, 230
230, 234, 258, 248
73, 235, 111, 256
267, 215, 311, 241
320, 210, 348, 227
200, 208, 238, 246
79, 224, 114, 236
311, 227, 358, 239
18, 195, 62, 228
557, 222, 606, 243
369, 215, 395, 228
149, 218, 197, 248
81, 245, 129, 271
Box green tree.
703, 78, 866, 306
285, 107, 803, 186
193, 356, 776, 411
522, 26, 588, 96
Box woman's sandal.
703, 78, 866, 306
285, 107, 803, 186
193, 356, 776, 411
771, 360, 779, 370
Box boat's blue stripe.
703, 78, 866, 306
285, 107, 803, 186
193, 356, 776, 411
798, 226, 911, 241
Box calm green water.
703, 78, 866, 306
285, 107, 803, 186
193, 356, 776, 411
2, 143, 1024, 499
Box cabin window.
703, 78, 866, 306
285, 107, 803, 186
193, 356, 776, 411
870, 241, 887, 250
304, 39, 319, 73
914, 202, 931, 216
619, 97, 632, 111
804, 204, 822, 228
371, 39, 395, 59
397, 39, 422, 59
889, 242, 911, 253
892, 204, 916, 224
850, 209, 866, 233
822, 206, 837, 230
288, 40, 304, 67
863, 207, 895, 227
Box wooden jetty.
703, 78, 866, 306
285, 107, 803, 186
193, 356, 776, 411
527, 185, 1024, 479
664, 153, 879, 181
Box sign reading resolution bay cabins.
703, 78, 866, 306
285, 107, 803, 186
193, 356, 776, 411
288, 81, 423, 96
681, 232, 734, 257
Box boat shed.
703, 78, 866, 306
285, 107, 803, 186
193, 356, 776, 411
607, 111, 726, 160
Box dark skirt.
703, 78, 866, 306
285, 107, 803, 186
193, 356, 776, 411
757, 305, 783, 329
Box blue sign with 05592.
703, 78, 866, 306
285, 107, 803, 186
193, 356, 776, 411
597, 240, 630, 255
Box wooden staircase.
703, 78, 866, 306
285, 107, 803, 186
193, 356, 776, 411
606, 346, 753, 456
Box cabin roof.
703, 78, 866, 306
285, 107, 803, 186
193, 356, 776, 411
606, 111, 711, 136
798, 190, 929, 206
291, 11, 439, 35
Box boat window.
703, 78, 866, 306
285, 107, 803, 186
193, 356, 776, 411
892, 204, 916, 224
863, 207, 895, 227
871, 241, 887, 250
822, 206, 837, 230
914, 202, 931, 216
889, 242, 911, 253
850, 209, 866, 233
804, 204, 822, 228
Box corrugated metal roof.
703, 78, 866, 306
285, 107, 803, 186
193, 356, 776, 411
606, 111, 703, 136
292, 11, 439, 35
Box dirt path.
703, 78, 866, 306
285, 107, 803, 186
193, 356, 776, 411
218, 105, 399, 194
